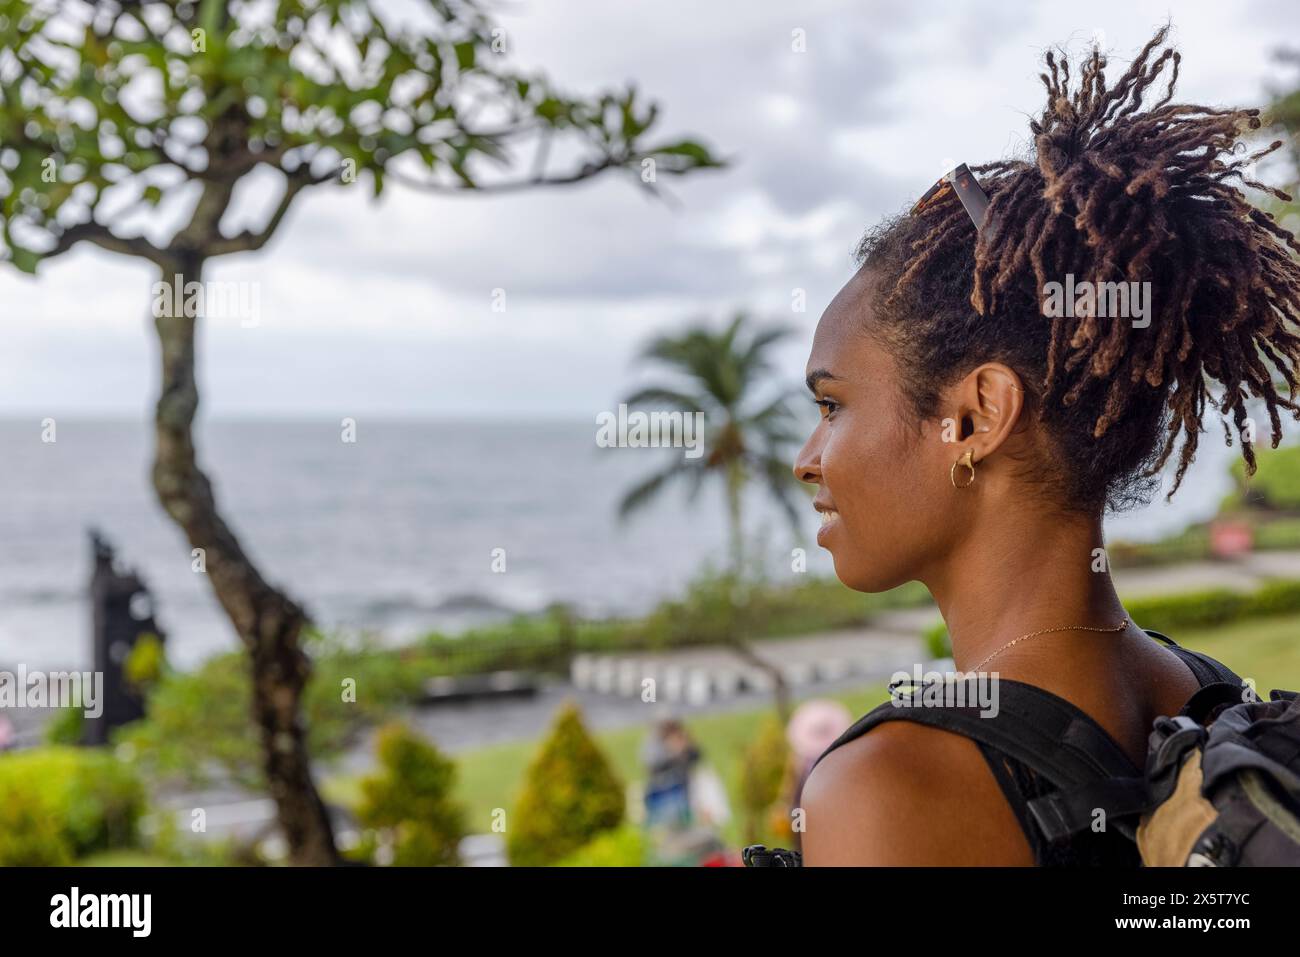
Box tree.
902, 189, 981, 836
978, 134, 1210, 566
1266, 49, 1300, 226
506, 701, 624, 867
617, 312, 806, 720
356, 723, 466, 867
0, 0, 719, 864
618, 312, 805, 571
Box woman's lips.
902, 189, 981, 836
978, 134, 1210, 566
816, 508, 839, 545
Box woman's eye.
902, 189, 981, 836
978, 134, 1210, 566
816, 399, 838, 418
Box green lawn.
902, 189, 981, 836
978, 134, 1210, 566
1173, 610, 1300, 693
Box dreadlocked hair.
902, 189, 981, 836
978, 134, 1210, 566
856, 24, 1300, 512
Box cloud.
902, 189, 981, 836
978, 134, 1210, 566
2, 0, 1296, 418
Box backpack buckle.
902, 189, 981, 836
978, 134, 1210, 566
742, 844, 802, 867
1147, 715, 1206, 783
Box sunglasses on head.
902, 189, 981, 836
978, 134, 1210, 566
910, 163, 990, 232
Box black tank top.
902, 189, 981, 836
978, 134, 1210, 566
974, 635, 1240, 866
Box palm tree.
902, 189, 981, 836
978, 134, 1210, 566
617, 313, 808, 721
618, 313, 806, 571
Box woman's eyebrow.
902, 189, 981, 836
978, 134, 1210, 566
805, 368, 842, 393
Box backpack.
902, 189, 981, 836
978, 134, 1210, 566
743, 631, 1300, 867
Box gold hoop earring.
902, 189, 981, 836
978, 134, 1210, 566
951, 449, 975, 488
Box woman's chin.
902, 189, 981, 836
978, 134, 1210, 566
828, 546, 906, 594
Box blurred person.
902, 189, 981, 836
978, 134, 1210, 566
786, 699, 853, 808
641, 718, 699, 828
641, 718, 730, 864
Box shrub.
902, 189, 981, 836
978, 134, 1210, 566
1126, 588, 1251, 633
1241, 580, 1300, 618
1253, 517, 1300, 551
923, 620, 952, 659
1228, 444, 1300, 512
913, 581, 1300, 661
356, 723, 466, 866
44, 706, 85, 746
117, 633, 429, 789
114, 652, 261, 789
738, 715, 790, 845
1106, 526, 1212, 567
0, 747, 145, 865
555, 823, 646, 867
507, 702, 624, 866
634, 572, 931, 651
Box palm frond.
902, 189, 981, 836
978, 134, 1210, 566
619, 312, 811, 548
622, 385, 708, 415
756, 450, 808, 535
616, 460, 697, 520
736, 323, 796, 381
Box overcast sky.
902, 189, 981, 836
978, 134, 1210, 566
3, 0, 1298, 420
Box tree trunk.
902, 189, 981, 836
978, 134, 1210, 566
719, 464, 790, 723
726, 636, 792, 726
725, 461, 745, 575
150, 253, 339, 866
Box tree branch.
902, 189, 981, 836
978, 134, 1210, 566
47, 221, 169, 267
207, 167, 336, 257
384, 156, 624, 196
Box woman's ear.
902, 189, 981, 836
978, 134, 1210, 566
949, 363, 1026, 465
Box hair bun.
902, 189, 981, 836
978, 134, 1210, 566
965, 25, 1300, 495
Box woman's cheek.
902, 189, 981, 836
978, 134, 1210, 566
818, 430, 847, 497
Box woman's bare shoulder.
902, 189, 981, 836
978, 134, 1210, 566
799, 718, 1035, 866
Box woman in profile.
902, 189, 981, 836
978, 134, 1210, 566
793, 26, 1300, 865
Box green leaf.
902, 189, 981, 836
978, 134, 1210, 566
10, 246, 40, 275
655, 140, 719, 164
535, 97, 565, 122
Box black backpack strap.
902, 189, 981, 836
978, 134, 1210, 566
1025, 632, 1243, 839
1144, 629, 1242, 688
812, 677, 1146, 841
812, 637, 1244, 847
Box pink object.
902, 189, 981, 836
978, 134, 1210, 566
1210, 520, 1253, 559
787, 699, 853, 763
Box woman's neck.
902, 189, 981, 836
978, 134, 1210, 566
922, 506, 1129, 672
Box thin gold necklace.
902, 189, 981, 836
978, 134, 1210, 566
966, 618, 1129, 674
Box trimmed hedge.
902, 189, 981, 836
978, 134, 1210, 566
0, 746, 146, 865
1127, 580, 1300, 634
920, 580, 1300, 659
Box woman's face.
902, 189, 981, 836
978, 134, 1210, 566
793, 268, 963, 592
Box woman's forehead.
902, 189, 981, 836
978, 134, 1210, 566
809, 271, 879, 369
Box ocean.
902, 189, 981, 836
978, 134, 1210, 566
0, 417, 1236, 671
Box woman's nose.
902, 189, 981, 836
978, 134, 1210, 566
793, 435, 821, 485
